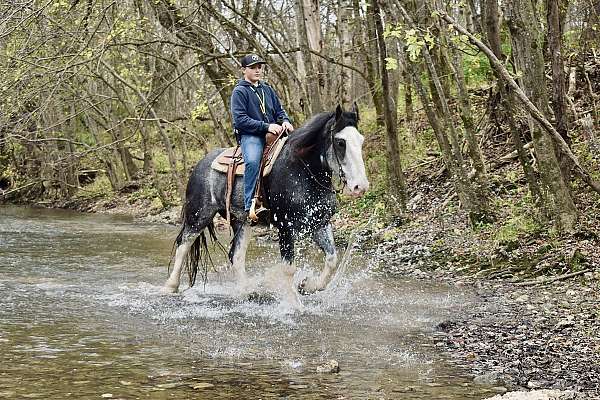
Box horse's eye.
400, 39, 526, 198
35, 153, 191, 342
335, 139, 346, 149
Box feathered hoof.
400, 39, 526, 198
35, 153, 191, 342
160, 285, 179, 295
298, 277, 320, 295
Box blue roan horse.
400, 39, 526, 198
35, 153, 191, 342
162, 104, 369, 307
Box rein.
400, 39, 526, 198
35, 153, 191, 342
297, 119, 347, 194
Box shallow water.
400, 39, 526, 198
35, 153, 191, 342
0, 205, 495, 399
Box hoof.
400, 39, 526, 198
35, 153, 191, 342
247, 291, 277, 304
298, 278, 309, 295
298, 277, 321, 295
160, 285, 178, 294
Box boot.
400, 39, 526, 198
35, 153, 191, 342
249, 198, 268, 223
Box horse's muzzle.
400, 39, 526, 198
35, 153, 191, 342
345, 182, 369, 197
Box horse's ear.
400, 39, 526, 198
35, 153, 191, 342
351, 102, 360, 121
335, 104, 343, 120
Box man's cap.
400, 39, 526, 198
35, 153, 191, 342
240, 54, 266, 67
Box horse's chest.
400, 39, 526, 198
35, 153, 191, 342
270, 191, 335, 231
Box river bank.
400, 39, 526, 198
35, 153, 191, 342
361, 189, 600, 398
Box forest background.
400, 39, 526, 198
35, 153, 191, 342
1, 0, 599, 278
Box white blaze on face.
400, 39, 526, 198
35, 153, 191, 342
335, 126, 370, 197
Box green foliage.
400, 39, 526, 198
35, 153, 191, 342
128, 185, 159, 204
487, 196, 541, 245
404, 29, 434, 61
493, 214, 538, 244
75, 175, 114, 200
384, 57, 398, 71
339, 185, 387, 220
462, 52, 492, 87
191, 100, 209, 121
153, 153, 171, 174
383, 24, 403, 40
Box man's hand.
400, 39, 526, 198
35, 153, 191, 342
268, 123, 283, 135
282, 121, 294, 132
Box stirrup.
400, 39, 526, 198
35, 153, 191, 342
248, 198, 268, 222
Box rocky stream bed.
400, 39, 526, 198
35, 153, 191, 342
365, 216, 600, 400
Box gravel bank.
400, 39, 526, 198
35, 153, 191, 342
362, 214, 600, 398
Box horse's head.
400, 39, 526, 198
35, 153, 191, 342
329, 103, 370, 197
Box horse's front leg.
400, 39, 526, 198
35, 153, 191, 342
277, 228, 303, 309
301, 224, 337, 294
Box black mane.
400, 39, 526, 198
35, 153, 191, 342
286, 112, 334, 159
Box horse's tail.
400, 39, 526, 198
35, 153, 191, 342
170, 221, 220, 288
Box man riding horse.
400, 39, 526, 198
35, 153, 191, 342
230, 54, 294, 223
161, 52, 369, 309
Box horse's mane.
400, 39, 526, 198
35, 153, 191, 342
286, 112, 334, 159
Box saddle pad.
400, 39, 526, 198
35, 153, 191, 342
210, 136, 288, 176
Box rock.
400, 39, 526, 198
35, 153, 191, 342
553, 318, 575, 331
155, 382, 185, 389
473, 371, 505, 386
316, 360, 340, 373
515, 294, 530, 303
527, 380, 543, 389
391, 386, 418, 393
191, 383, 214, 390
289, 384, 309, 389
141, 206, 181, 224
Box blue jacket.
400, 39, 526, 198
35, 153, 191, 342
230, 79, 290, 138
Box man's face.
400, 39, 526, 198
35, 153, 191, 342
242, 64, 263, 83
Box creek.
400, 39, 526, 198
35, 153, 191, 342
0, 205, 496, 399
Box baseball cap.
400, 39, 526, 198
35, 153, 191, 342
240, 54, 266, 67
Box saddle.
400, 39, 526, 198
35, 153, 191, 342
210, 132, 288, 224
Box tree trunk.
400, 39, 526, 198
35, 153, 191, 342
337, 0, 353, 108
484, 0, 542, 205
296, 0, 323, 113
447, 44, 492, 220
437, 9, 600, 197
403, 69, 414, 126
362, 0, 385, 128
371, 0, 407, 214
546, 0, 572, 178
467, 0, 483, 35
399, 3, 491, 223
408, 61, 477, 219
505, 0, 577, 232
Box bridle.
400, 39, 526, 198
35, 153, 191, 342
299, 117, 348, 194
328, 122, 348, 189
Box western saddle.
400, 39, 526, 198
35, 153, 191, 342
210, 131, 289, 224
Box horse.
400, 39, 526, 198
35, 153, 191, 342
161, 103, 369, 307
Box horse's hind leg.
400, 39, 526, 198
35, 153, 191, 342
161, 230, 199, 294
229, 218, 252, 291
301, 223, 337, 294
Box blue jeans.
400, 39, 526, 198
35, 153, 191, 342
240, 135, 265, 211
